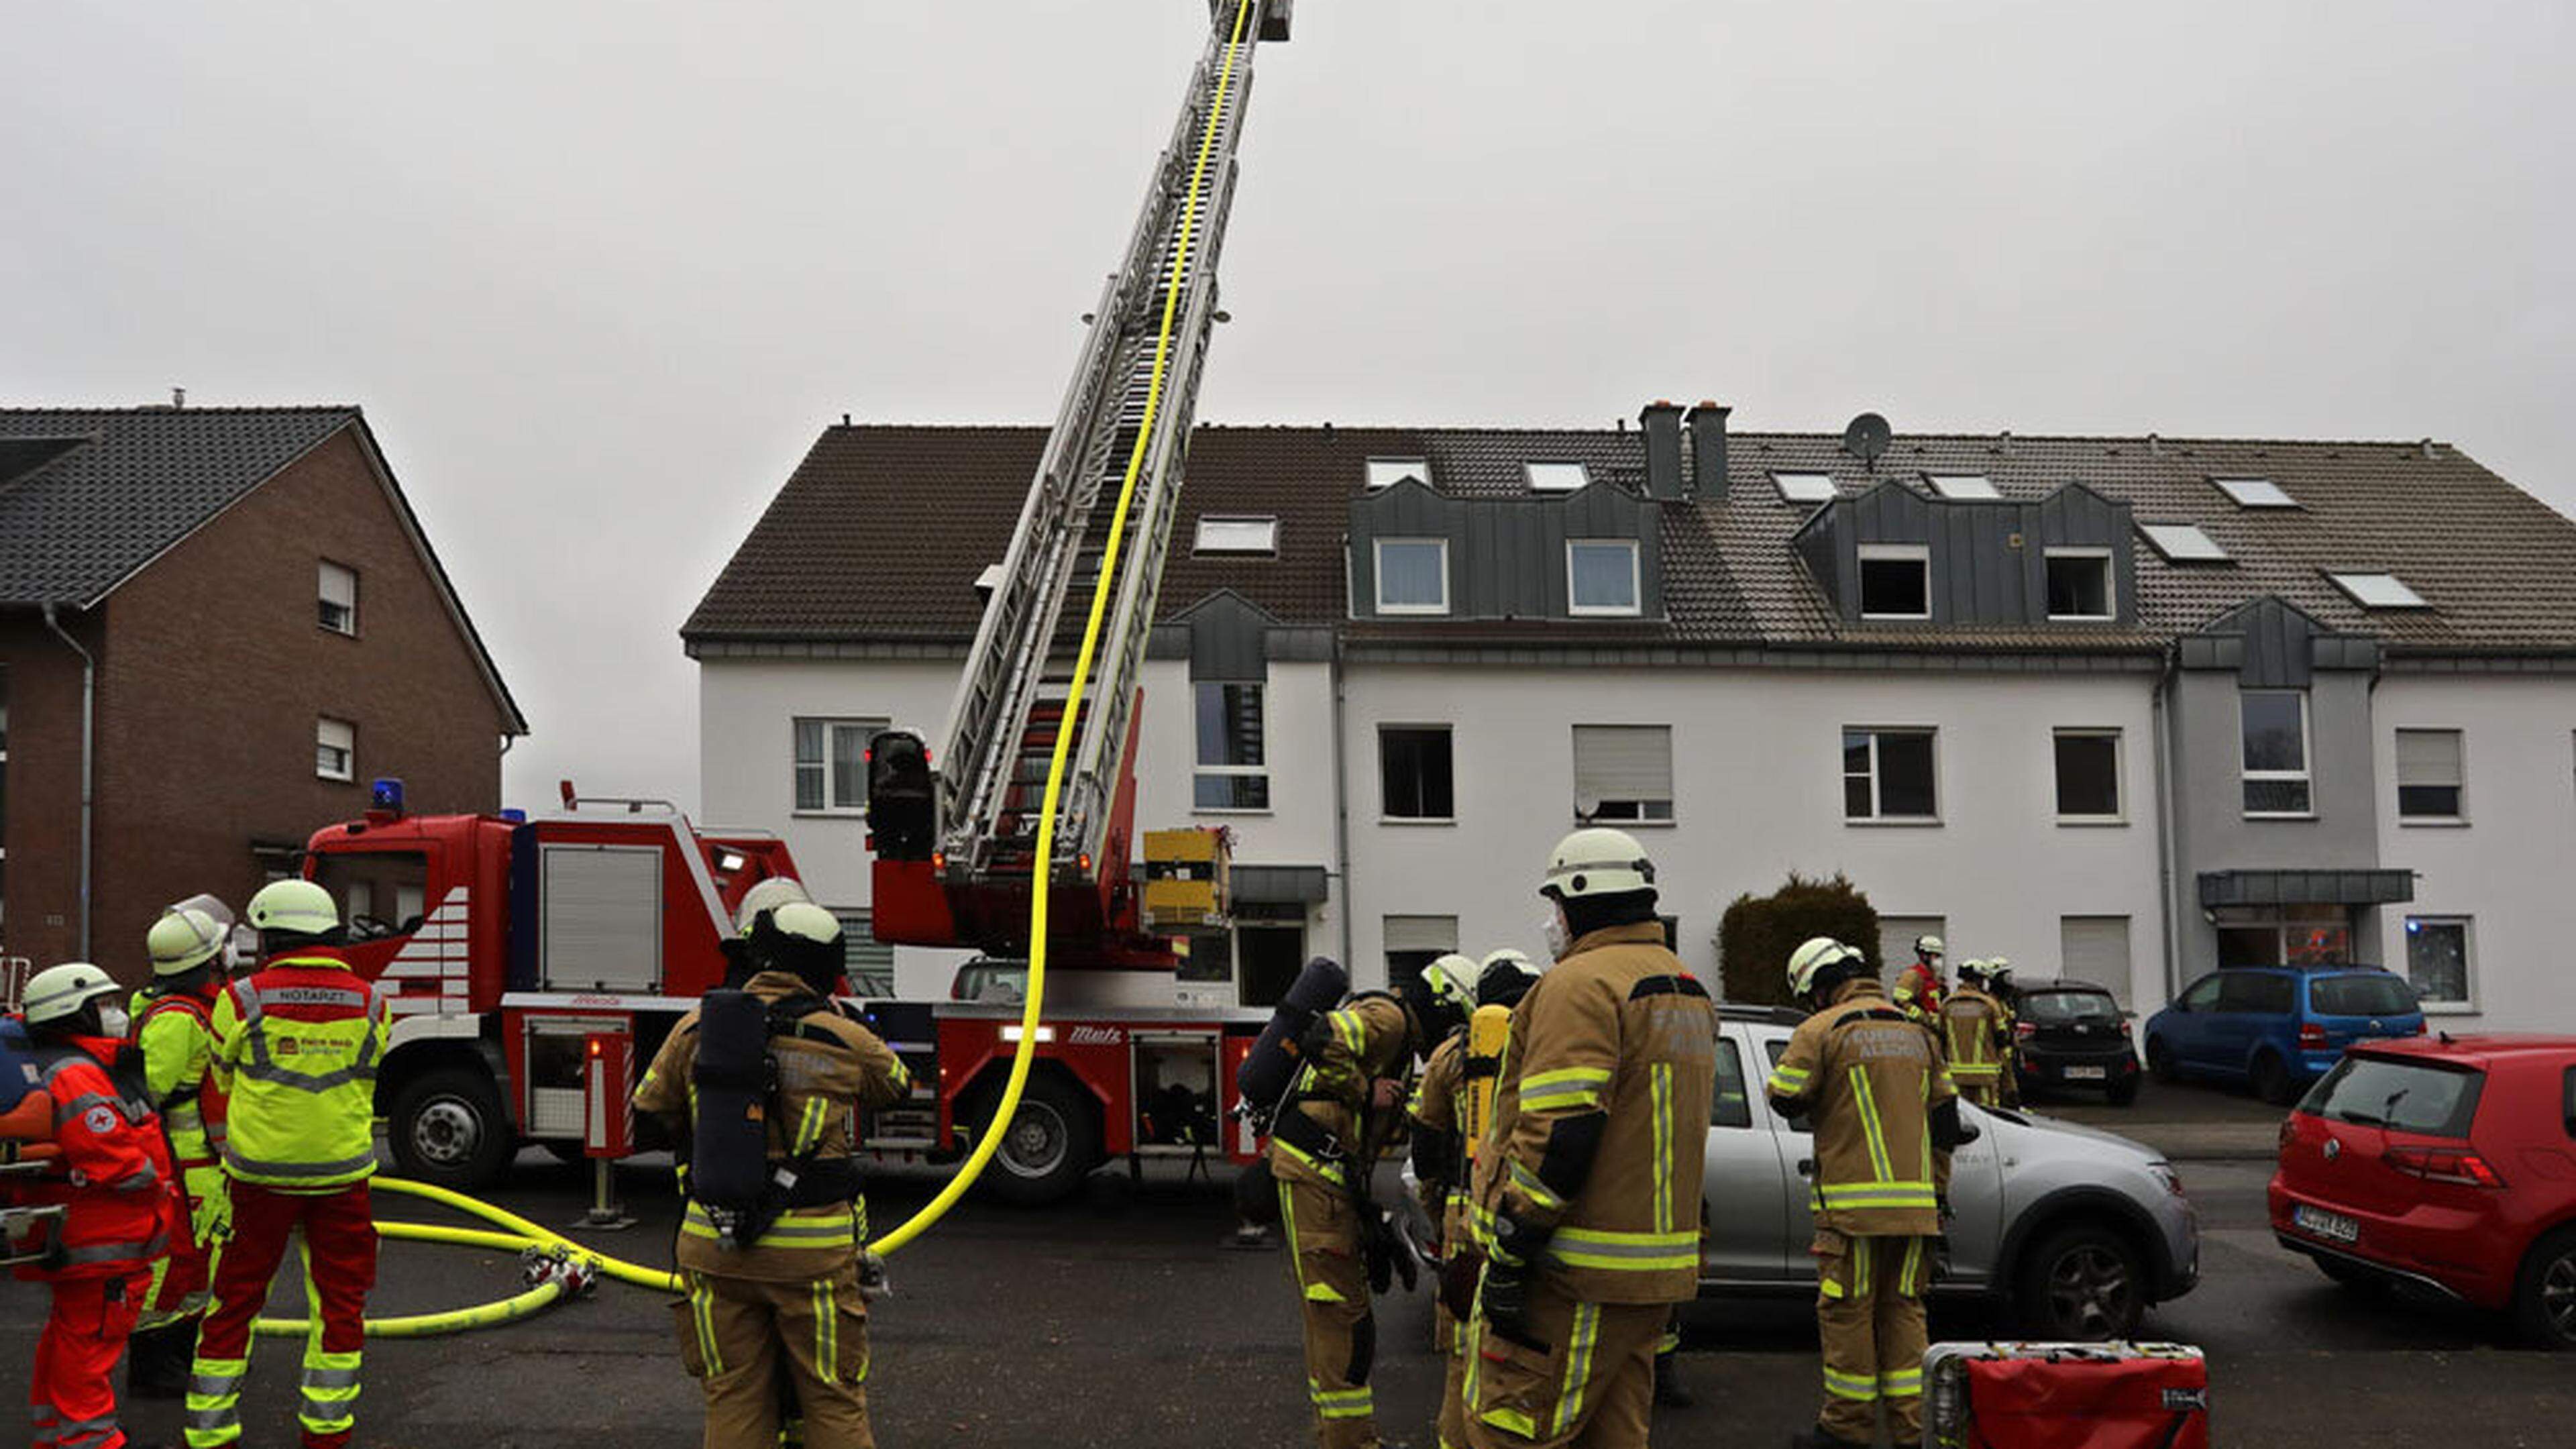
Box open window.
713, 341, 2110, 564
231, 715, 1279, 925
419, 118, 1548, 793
1858, 545, 1930, 621
2045, 549, 2113, 620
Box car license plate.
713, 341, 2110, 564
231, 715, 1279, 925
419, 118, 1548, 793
2064, 1065, 2108, 1081
2295, 1205, 2360, 1244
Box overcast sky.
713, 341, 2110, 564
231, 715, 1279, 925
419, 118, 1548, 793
5, 1, 2569, 814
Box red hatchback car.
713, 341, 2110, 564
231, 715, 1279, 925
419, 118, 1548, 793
2269, 1034, 2576, 1348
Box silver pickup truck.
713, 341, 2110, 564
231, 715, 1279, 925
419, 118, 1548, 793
1705, 1006, 2200, 1338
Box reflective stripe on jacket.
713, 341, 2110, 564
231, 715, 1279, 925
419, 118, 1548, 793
1766, 977, 1955, 1236
1939, 987, 2008, 1081
1267, 994, 1411, 1193
13, 1034, 179, 1281
135, 989, 228, 1163
211, 954, 388, 1191
1471, 922, 1716, 1305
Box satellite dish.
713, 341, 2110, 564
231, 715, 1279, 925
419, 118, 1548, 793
1842, 413, 1893, 471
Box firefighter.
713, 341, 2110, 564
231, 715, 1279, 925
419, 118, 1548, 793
1984, 963, 2023, 1107
127, 904, 234, 1400
1766, 938, 1975, 1449
1269, 957, 1461, 1449
1940, 962, 2010, 1108
186, 879, 389, 1449
634, 901, 910, 1449
13, 962, 181, 1449
1462, 828, 1715, 1449
1892, 935, 1945, 1028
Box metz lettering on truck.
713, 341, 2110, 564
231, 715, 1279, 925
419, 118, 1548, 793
1065, 1026, 1126, 1047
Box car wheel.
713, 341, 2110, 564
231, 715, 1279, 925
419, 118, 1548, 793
2013, 1222, 2146, 1341
971, 1074, 1101, 1208
2146, 1038, 2178, 1084
2249, 1052, 2297, 1106
2105, 1077, 2140, 1108
387, 1065, 515, 1191
2512, 1226, 2576, 1350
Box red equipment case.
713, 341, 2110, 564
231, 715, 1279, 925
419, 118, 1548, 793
1923, 1342, 2208, 1449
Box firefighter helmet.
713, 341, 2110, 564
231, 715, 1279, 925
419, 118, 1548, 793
148, 907, 227, 977
734, 876, 814, 936
1786, 937, 1865, 999
1422, 953, 1479, 1010
1956, 958, 1988, 985
1915, 934, 1945, 961
22, 963, 121, 1027
1480, 947, 1538, 977
1540, 827, 1656, 900
246, 879, 339, 938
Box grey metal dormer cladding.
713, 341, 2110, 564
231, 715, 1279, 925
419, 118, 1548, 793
1792, 480, 2140, 627
1147, 589, 1334, 680
2176, 595, 2380, 684
1345, 478, 1664, 621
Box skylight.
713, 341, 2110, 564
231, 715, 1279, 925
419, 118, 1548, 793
1525, 462, 1589, 492
1926, 474, 2000, 500
1772, 472, 1838, 504
2328, 572, 2429, 609
1366, 458, 1431, 490
1194, 516, 1279, 556
2138, 523, 2231, 564
2213, 476, 2298, 508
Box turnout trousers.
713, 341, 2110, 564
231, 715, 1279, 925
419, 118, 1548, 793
31, 1270, 149, 1449
1279, 1173, 1378, 1448
187, 1181, 378, 1449
1811, 1230, 1931, 1446
1437, 1299, 1470, 1449
673, 1258, 873, 1449
1461, 1269, 1664, 1449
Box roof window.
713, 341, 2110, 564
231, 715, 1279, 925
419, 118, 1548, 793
2213, 476, 2298, 508
1925, 474, 2000, 500
2138, 523, 2231, 564
1366, 458, 1431, 491
1193, 516, 1279, 557
2328, 572, 2429, 609
1772, 472, 1838, 504
1524, 462, 1589, 492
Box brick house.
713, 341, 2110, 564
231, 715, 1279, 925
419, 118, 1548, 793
0, 405, 525, 980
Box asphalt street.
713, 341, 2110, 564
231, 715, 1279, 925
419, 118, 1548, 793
5, 1084, 2569, 1448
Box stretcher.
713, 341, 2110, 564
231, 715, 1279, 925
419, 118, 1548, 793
1924, 1342, 2209, 1449
1, 1018, 68, 1268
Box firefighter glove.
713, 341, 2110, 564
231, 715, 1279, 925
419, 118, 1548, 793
1440, 1248, 1484, 1321
1480, 1258, 1536, 1349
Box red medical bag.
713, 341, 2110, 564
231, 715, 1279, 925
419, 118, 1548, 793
1925, 1342, 2208, 1449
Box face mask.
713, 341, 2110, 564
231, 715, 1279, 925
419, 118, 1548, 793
1541, 906, 1573, 962
96, 1004, 130, 1039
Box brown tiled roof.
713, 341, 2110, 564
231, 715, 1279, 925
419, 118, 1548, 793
683, 422, 2576, 656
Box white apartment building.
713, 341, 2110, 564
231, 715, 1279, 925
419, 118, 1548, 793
686, 405, 2576, 1028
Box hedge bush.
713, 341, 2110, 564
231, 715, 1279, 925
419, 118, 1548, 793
1717, 873, 1882, 1006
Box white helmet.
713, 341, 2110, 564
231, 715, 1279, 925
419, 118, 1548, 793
1542, 828, 1656, 900
22, 963, 121, 1027
768, 900, 844, 947
735, 876, 814, 936
247, 879, 339, 938
148, 908, 227, 978
1915, 934, 1945, 960
1480, 947, 1538, 977
1421, 953, 1480, 1011
1786, 937, 1866, 1000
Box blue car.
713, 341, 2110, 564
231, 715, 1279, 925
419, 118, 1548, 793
2142, 965, 2424, 1105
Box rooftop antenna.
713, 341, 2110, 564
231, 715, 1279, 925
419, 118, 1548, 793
1841, 412, 1892, 473
170, 386, 186, 409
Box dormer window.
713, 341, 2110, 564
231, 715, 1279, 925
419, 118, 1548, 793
1366, 458, 1431, 491
1567, 540, 1641, 616
1525, 462, 1589, 492
1858, 545, 1930, 620
2045, 549, 2114, 620
1374, 538, 1449, 614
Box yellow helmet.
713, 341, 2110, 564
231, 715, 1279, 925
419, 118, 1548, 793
148, 907, 227, 977
1542, 827, 1656, 900
246, 879, 339, 938
1786, 936, 1864, 999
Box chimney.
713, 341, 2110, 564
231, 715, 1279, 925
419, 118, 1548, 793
1686, 400, 1729, 502
1640, 400, 1684, 500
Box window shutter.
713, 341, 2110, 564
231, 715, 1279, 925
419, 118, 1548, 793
2059, 916, 2134, 1006
1382, 915, 1458, 954
1572, 726, 1672, 807
2394, 729, 2461, 788
319, 562, 357, 608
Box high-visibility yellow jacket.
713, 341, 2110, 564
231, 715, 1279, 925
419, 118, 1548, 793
210, 953, 388, 1192
1471, 920, 1717, 1305
1939, 985, 2009, 1085
1765, 977, 1957, 1236
131, 986, 228, 1169
1269, 994, 1411, 1193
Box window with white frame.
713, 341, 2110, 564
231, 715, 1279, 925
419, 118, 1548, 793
1525, 462, 1589, 492
1858, 545, 1930, 620
1366, 458, 1432, 490
1843, 728, 1937, 821
2053, 729, 2123, 820
1379, 725, 1454, 821
2240, 690, 2312, 816
1772, 472, 1837, 503
1193, 516, 1278, 557
1374, 539, 1449, 614
1925, 474, 2000, 500
2404, 916, 2473, 1009
794, 718, 884, 814
1566, 539, 1641, 616
318, 561, 358, 635
1193, 682, 1269, 810
2045, 549, 2113, 620
316, 717, 356, 782
2395, 728, 2465, 821
1572, 724, 1673, 823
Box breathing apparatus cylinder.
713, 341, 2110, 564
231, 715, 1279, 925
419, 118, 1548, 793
688, 989, 772, 1244
1234, 955, 1348, 1128
1461, 1004, 1511, 1153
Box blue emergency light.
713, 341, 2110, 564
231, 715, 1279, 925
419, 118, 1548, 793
499, 808, 528, 824
370, 777, 405, 814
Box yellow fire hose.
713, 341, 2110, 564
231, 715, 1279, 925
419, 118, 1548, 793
250, 0, 1263, 1336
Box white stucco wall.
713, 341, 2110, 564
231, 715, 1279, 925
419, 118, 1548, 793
1338, 663, 2173, 1004
2369, 673, 2576, 1030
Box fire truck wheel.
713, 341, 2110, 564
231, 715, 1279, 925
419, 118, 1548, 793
388, 1066, 514, 1191
975, 1075, 1099, 1208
